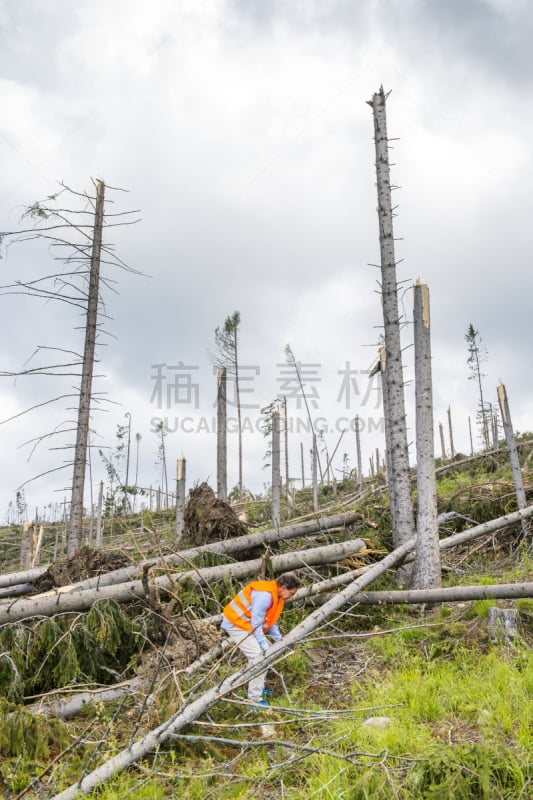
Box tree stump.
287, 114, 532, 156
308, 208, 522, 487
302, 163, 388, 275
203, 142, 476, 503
486, 606, 521, 645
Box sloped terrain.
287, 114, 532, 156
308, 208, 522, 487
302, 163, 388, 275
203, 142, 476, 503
0, 445, 532, 798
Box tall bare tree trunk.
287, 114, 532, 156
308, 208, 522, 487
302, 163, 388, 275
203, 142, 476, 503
377, 348, 396, 530
95, 481, 104, 547
20, 521, 33, 569
497, 383, 528, 537
271, 408, 281, 528
216, 367, 227, 501
175, 458, 186, 541
312, 433, 318, 512
447, 406, 455, 459
410, 282, 441, 589
368, 87, 415, 552
439, 422, 446, 462
69, 180, 105, 555
283, 396, 289, 500
355, 415, 363, 491
300, 441, 305, 489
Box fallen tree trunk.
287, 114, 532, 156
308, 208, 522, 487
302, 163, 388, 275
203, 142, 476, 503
26, 677, 146, 719
355, 581, 533, 605
0, 538, 367, 624
436, 505, 533, 551
0, 566, 48, 589
51, 537, 415, 799
0, 509, 365, 599
399, 504, 533, 569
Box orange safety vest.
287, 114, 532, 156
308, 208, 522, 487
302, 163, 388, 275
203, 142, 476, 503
223, 579, 284, 633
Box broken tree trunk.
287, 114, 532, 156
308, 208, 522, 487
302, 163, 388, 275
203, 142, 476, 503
400, 504, 533, 568
312, 433, 318, 511
410, 282, 441, 589
354, 415, 363, 492
353, 581, 533, 605
27, 678, 146, 720
272, 408, 281, 528
497, 382, 528, 537
447, 406, 456, 460
95, 480, 104, 547
51, 536, 415, 799
175, 458, 186, 542
216, 367, 227, 501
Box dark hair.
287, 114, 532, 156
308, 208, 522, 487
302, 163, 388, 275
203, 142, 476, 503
277, 572, 301, 590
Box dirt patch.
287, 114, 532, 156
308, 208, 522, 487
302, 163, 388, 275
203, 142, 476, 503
32, 546, 133, 591
184, 482, 248, 546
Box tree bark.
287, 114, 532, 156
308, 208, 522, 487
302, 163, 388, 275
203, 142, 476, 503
354, 415, 363, 491
27, 678, 146, 720
447, 406, 455, 459
312, 434, 318, 512
20, 521, 33, 569
439, 422, 446, 462
175, 458, 186, 541
354, 581, 533, 605
378, 347, 396, 531
283, 396, 289, 499
497, 383, 527, 536
367, 87, 415, 551
95, 480, 104, 547
69, 180, 105, 554
216, 367, 227, 501
411, 282, 441, 589
271, 408, 281, 528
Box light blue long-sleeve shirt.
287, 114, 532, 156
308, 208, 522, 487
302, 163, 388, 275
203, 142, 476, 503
222, 589, 282, 651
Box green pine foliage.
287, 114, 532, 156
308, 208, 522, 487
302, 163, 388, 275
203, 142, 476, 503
0, 601, 142, 700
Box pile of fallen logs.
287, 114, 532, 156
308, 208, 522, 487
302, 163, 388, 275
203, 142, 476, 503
2, 505, 533, 799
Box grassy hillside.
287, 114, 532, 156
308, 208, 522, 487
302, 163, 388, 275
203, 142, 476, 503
0, 444, 532, 798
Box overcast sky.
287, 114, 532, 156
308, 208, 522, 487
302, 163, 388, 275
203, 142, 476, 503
1, 0, 532, 521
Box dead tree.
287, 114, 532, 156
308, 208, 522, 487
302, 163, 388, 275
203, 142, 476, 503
367, 86, 415, 553
211, 312, 243, 499
410, 282, 441, 589
370, 348, 396, 530
0, 180, 140, 555
283, 395, 290, 499
312, 433, 318, 511
216, 367, 227, 501
175, 458, 186, 541
354, 414, 363, 491
285, 343, 324, 482
447, 406, 455, 460
271, 407, 281, 528
69, 180, 105, 553
497, 382, 528, 536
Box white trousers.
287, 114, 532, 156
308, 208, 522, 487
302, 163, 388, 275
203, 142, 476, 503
224, 624, 268, 703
